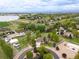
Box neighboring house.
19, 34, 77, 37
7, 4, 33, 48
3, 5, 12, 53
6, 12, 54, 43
9, 39, 18, 44
59, 27, 65, 35
58, 27, 74, 38
4, 37, 11, 42
4, 31, 25, 48
63, 32, 73, 38
54, 16, 61, 20
9, 38, 20, 48
7, 32, 25, 38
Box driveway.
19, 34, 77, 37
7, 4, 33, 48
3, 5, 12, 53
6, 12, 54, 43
13, 46, 33, 59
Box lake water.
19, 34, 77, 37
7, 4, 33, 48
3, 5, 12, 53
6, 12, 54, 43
0, 16, 19, 22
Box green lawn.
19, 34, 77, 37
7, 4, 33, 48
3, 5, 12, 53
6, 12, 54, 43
0, 47, 8, 59
0, 39, 13, 59
67, 38, 79, 45
59, 35, 79, 45
16, 35, 28, 49
0, 22, 10, 27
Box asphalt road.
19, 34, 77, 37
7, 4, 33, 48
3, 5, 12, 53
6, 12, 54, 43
13, 46, 59, 59
46, 47, 59, 59
13, 46, 33, 59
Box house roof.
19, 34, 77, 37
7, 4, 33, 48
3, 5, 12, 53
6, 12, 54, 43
9, 39, 18, 44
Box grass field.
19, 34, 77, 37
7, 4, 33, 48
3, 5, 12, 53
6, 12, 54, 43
0, 39, 13, 59
67, 38, 79, 45
0, 22, 10, 27
16, 35, 28, 49
59, 35, 79, 45
0, 47, 7, 59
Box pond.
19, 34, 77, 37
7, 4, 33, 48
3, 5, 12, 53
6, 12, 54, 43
0, 16, 19, 22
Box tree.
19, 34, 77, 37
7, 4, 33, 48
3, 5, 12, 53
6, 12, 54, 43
35, 24, 46, 32
56, 46, 60, 51
18, 22, 27, 30
27, 23, 35, 31
37, 46, 49, 59
26, 32, 31, 42
35, 31, 41, 38
47, 33, 52, 41
19, 15, 25, 19
59, 19, 76, 29
53, 22, 60, 29
62, 53, 67, 58
48, 33, 51, 39
43, 53, 53, 59
31, 38, 37, 53
51, 32, 59, 43
74, 52, 79, 59
43, 37, 48, 44
26, 51, 33, 59
37, 46, 48, 55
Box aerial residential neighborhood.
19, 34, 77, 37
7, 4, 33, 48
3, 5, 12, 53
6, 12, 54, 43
0, 14, 79, 59
0, 0, 79, 59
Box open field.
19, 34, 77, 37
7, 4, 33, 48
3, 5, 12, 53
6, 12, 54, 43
0, 22, 10, 27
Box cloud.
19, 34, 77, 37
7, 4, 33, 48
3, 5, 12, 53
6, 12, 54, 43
0, 0, 79, 7
0, 0, 79, 13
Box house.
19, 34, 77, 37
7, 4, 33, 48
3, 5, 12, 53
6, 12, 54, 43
3, 31, 25, 48
63, 32, 74, 38
7, 32, 25, 38
59, 27, 65, 35
58, 27, 74, 38
4, 37, 11, 42
4, 35, 20, 48
9, 39, 18, 44
9, 38, 20, 48
18, 32, 25, 36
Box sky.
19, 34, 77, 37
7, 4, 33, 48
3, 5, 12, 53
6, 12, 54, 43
0, 0, 79, 13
